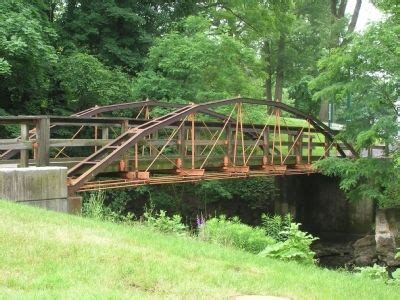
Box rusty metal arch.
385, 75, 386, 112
0, 99, 230, 160
76, 99, 233, 121
67, 97, 356, 194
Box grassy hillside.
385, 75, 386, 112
0, 201, 398, 299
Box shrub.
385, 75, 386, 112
83, 192, 106, 220
261, 213, 292, 241
82, 191, 134, 223
355, 264, 400, 285
390, 268, 400, 285
259, 223, 318, 264
200, 216, 275, 254
355, 264, 388, 281
143, 209, 187, 235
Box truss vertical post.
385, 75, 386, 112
233, 104, 240, 167
239, 103, 246, 166
19, 123, 29, 168
307, 121, 312, 164
35, 117, 50, 167
190, 114, 195, 169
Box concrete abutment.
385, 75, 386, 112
0, 167, 81, 213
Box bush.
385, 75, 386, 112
355, 264, 388, 281
261, 213, 292, 241
355, 264, 400, 285
143, 209, 187, 235
82, 191, 134, 223
200, 216, 276, 254
259, 223, 318, 264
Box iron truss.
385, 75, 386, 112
0, 97, 357, 195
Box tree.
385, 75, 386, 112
311, 14, 400, 207
59, 0, 200, 74
57, 53, 133, 112
0, 0, 58, 114
132, 16, 264, 103
203, 0, 337, 114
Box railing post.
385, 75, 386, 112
262, 127, 269, 166
120, 120, 129, 171
176, 126, 185, 170
295, 131, 303, 164
19, 123, 29, 168
101, 127, 109, 141
324, 140, 330, 158
224, 124, 231, 168
94, 114, 98, 152
35, 117, 50, 167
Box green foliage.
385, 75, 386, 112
0, 0, 57, 114
2, 201, 399, 299
82, 191, 134, 223
59, 0, 197, 73
310, 18, 400, 208
0, 58, 11, 76
143, 209, 187, 235
210, 0, 334, 102
311, 21, 399, 146
355, 264, 388, 281
196, 177, 276, 210
133, 16, 264, 102
288, 76, 321, 116
200, 216, 276, 254
315, 157, 400, 207
57, 53, 133, 111
390, 268, 400, 285
259, 223, 318, 265
261, 213, 292, 242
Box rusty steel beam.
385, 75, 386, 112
77, 166, 317, 192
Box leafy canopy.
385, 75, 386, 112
132, 16, 264, 102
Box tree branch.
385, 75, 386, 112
220, 4, 260, 34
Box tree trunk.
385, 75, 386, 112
263, 40, 273, 100
348, 0, 362, 33
274, 35, 285, 102
338, 0, 347, 18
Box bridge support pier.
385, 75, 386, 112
275, 174, 375, 237
0, 166, 79, 214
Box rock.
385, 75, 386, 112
375, 210, 400, 267
353, 235, 376, 266
312, 241, 354, 268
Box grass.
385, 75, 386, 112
0, 201, 399, 299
